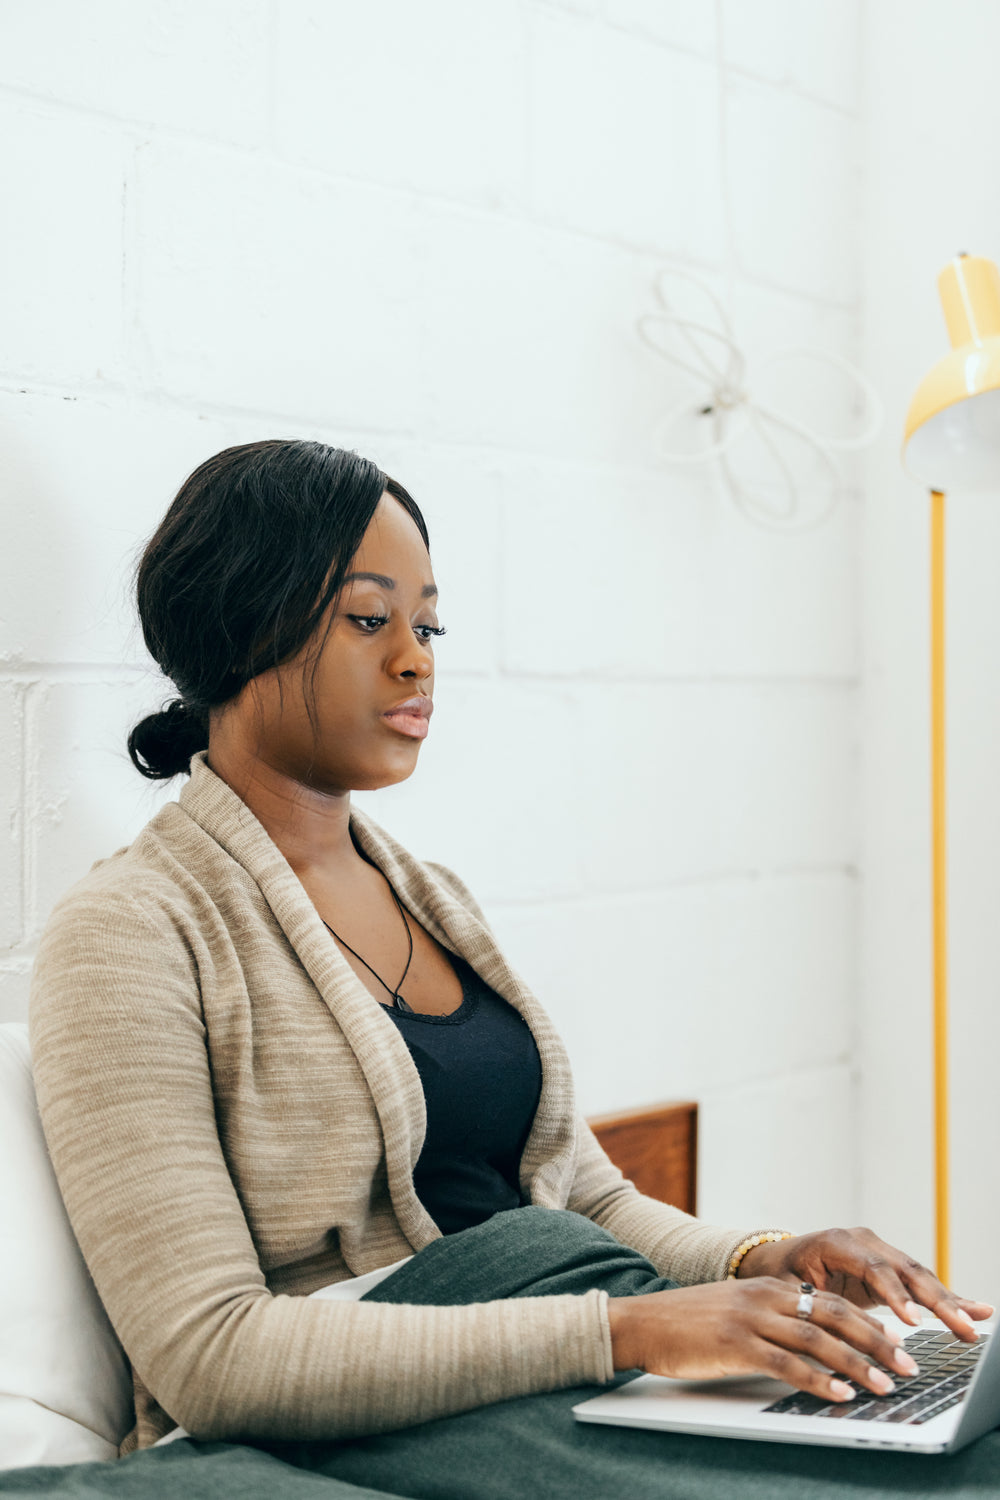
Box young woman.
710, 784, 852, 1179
29, 441, 990, 1482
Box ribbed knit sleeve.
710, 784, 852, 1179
29, 888, 613, 1445
566, 1119, 760, 1286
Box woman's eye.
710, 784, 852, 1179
348, 614, 390, 633
346, 614, 446, 641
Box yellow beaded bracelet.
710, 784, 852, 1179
727, 1230, 793, 1278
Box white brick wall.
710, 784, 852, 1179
273, 1, 528, 207
861, 0, 1000, 1304
1, 0, 862, 1235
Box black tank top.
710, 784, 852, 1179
382, 958, 543, 1235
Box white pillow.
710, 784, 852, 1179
0, 1023, 133, 1468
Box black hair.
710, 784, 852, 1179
127, 439, 429, 780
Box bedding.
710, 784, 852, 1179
0, 1024, 132, 1467
3, 1207, 999, 1500
7, 1423, 1000, 1500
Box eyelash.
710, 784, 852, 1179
348, 613, 447, 642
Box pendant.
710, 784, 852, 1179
393, 993, 414, 1015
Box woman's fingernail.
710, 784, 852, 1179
831, 1380, 855, 1401
870, 1368, 896, 1394
904, 1301, 922, 1323
895, 1349, 919, 1376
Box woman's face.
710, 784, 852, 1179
229, 494, 441, 794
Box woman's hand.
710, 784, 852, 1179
607, 1277, 920, 1403
735, 1227, 993, 1342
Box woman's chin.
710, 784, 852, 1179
351, 748, 424, 794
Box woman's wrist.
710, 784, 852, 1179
607, 1296, 646, 1372
728, 1230, 793, 1279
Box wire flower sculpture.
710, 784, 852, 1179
638, 267, 884, 531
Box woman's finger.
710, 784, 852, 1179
767, 1295, 916, 1396
773, 1308, 917, 1398
743, 1274, 893, 1348
830, 1249, 921, 1325
751, 1337, 856, 1405
891, 1260, 994, 1338
853, 1255, 992, 1340
736, 1279, 917, 1395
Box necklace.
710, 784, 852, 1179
321, 878, 415, 1014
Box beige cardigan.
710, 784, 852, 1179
29, 754, 753, 1453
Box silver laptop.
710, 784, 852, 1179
573, 1316, 997, 1454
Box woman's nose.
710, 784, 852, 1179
388, 630, 433, 682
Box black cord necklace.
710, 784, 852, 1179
322, 878, 415, 1014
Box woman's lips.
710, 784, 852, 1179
382, 697, 433, 740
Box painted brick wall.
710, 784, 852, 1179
861, 0, 1000, 1304
0, 0, 862, 1232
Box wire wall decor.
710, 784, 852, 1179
638, 268, 884, 532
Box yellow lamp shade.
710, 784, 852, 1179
904, 255, 1000, 491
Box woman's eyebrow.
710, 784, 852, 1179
342, 571, 438, 599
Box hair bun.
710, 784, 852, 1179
127, 699, 208, 781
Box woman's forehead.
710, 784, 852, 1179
350, 495, 434, 586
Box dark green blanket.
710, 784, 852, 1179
3, 1208, 998, 1499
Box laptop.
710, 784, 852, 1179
573, 1315, 997, 1454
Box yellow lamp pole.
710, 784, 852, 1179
904, 254, 1000, 1286
929, 486, 948, 1286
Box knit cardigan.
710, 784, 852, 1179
29, 753, 754, 1454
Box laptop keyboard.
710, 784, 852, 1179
764, 1329, 988, 1426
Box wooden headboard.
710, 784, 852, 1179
588, 1100, 698, 1215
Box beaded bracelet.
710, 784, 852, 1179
726, 1230, 793, 1279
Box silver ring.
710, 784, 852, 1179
796, 1281, 816, 1320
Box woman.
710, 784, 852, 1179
29, 441, 990, 1480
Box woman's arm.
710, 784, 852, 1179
568, 1118, 991, 1404
566, 1117, 759, 1284
30, 887, 613, 1445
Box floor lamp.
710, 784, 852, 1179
903, 253, 1000, 1287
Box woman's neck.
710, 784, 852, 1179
206, 734, 359, 883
